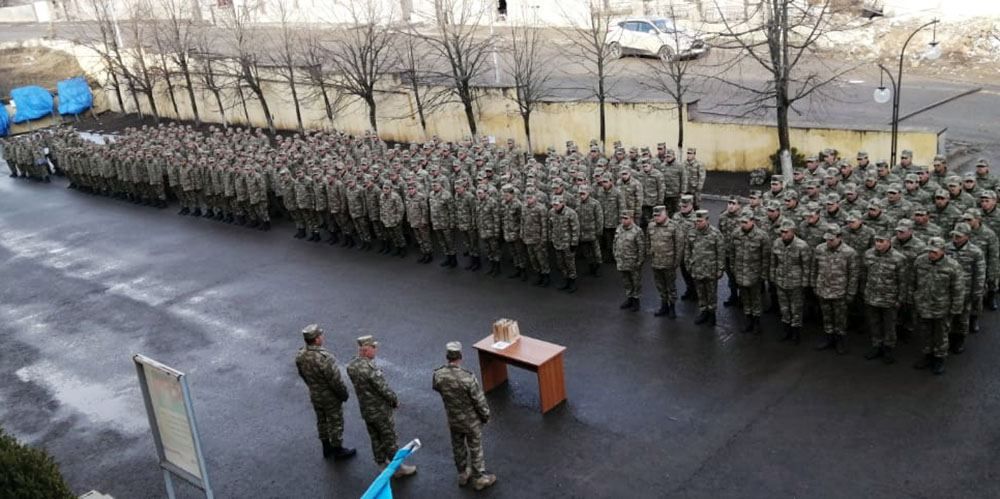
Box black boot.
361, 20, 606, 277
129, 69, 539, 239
950, 334, 965, 355
970, 315, 980, 334
864, 346, 884, 360
191, 208, 203, 217
422, 253, 433, 264
508, 267, 523, 279
345, 235, 356, 248
564, 278, 577, 293
450, 255, 459, 268
224, 214, 234, 224
178, 207, 190, 216
441, 255, 453, 268
214, 211, 225, 221
471, 257, 482, 271
743, 315, 756, 333
261, 221, 271, 231
310, 232, 322, 242
236, 215, 246, 226
835, 335, 848, 355
681, 289, 696, 301
654, 301, 669, 317
332, 446, 357, 461
490, 261, 500, 276
708, 311, 717, 326
630, 298, 640, 312
397, 247, 407, 258
932, 357, 946, 375
913, 353, 934, 370
559, 279, 572, 291
620, 298, 633, 310
779, 323, 793, 342
465, 257, 477, 270
989, 291, 999, 311
202, 209, 213, 218
248, 220, 260, 229
815, 334, 836, 351
694, 311, 709, 325
791, 327, 801, 345
533, 273, 544, 286
327, 232, 339, 244
882, 346, 896, 365
540, 274, 551, 287
294, 228, 306, 239
667, 302, 676, 319
322, 440, 335, 458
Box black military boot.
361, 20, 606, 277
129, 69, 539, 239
248, 220, 260, 229
540, 274, 551, 287
654, 301, 670, 317
708, 311, 717, 326
261, 221, 271, 231
630, 298, 640, 312
508, 267, 523, 279
214, 211, 225, 220
989, 291, 999, 311
970, 315, 980, 334
694, 310, 709, 324
224, 214, 234, 224
837, 335, 850, 354
441, 255, 453, 268
532, 273, 544, 286
490, 261, 501, 276
913, 353, 934, 370
791, 327, 801, 345
815, 334, 836, 351
422, 253, 433, 264
397, 247, 407, 258
779, 323, 793, 342
322, 440, 335, 458
235, 215, 246, 226
178, 207, 190, 216
346, 235, 356, 248
564, 279, 577, 294
620, 297, 633, 309
681, 289, 696, 301
864, 346, 884, 360
743, 315, 756, 333
882, 346, 896, 365
311, 232, 322, 242
932, 357, 946, 375
294, 228, 306, 239
667, 302, 677, 319
202, 209, 213, 218
471, 257, 482, 271
327, 232, 339, 245
950, 334, 965, 355
331, 446, 357, 461
191, 208, 203, 217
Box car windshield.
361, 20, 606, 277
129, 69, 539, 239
652, 19, 674, 32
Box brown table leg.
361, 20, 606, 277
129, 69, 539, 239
478, 350, 509, 392
536, 353, 566, 413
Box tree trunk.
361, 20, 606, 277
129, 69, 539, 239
288, 69, 303, 132
253, 86, 276, 135
522, 111, 532, 154
108, 69, 125, 112
160, 53, 179, 117
461, 85, 477, 136
180, 59, 200, 124
212, 89, 227, 127
365, 94, 378, 132
598, 95, 606, 152
411, 82, 428, 136
318, 82, 334, 125
235, 83, 250, 124
676, 98, 684, 149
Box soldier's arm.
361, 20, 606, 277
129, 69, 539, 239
466, 377, 491, 424
847, 250, 859, 298
896, 255, 908, 305
715, 234, 725, 279
974, 249, 987, 299
595, 203, 605, 234
373, 369, 399, 408
324, 360, 350, 402
698, 163, 706, 190
950, 264, 967, 315
760, 235, 771, 282
569, 211, 580, 245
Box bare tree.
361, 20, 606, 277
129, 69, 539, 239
323, 0, 397, 132
563, 1, 621, 152
151, 19, 181, 118
75, 0, 138, 115
268, 0, 305, 132
122, 0, 161, 119
505, 13, 555, 153
711, 0, 865, 174
155, 0, 202, 123
418, 0, 495, 136
395, 27, 450, 137
298, 29, 349, 127
219, 0, 275, 134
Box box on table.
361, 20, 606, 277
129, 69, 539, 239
492, 319, 521, 344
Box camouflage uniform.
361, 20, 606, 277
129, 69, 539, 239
685, 216, 725, 318
501, 192, 529, 273
614, 213, 646, 304
595, 181, 625, 262
476, 191, 503, 267
521, 199, 550, 277
346, 346, 400, 465
406, 188, 434, 258
647, 208, 685, 313
453, 187, 480, 261
548, 201, 580, 282
913, 250, 965, 361
771, 231, 812, 331
946, 235, 986, 342
576, 189, 605, 273
728, 219, 771, 321
380, 187, 406, 251
862, 244, 907, 350
812, 235, 859, 345
432, 359, 492, 481
295, 337, 350, 447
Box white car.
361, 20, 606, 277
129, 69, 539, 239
605, 18, 709, 61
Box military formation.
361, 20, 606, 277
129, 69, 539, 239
295, 325, 496, 490
5, 127, 996, 376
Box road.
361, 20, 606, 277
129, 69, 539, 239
1, 174, 999, 498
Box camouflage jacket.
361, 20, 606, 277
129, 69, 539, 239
380, 190, 405, 227
346, 185, 367, 219
811, 242, 859, 299
521, 202, 549, 244
501, 197, 523, 241
346, 356, 398, 420
636, 169, 664, 207
728, 226, 771, 285
476, 196, 502, 239
595, 185, 625, 229
548, 206, 580, 250
577, 197, 604, 242
618, 177, 644, 213
861, 247, 908, 307
658, 161, 686, 198
683, 159, 705, 193
912, 254, 966, 318
613, 223, 646, 271
295, 345, 350, 402
405, 191, 430, 227
295, 177, 316, 210
429, 189, 454, 229
843, 225, 875, 254
453, 191, 477, 231
646, 219, 684, 269
771, 237, 813, 289
930, 204, 962, 232
432, 364, 491, 432
364, 186, 382, 222
968, 225, 1000, 285
946, 241, 986, 302
685, 225, 725, 280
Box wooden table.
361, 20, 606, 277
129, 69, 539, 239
473, 335, 567, 414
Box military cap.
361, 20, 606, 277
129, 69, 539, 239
886, 184, 901, 194
728, 195, 741, 203
976, 158, 990, 167
779, 219, 797, 231
876, 160, 889, 167
951, 223, 972, 236
782, 191, 799, 201
927, 237, 947, 250
766, 200, 782, 211
963, 208, 982, 220
664, 149, 675, 156
900, 149, 913, 159
845, 210, 862, 222
823, 225, 843, 239
551, 195, 564, 205
601, 173, 613, 182
501, 183, 515, 193
686, 147, 697, 154
842, 183, 858, 194
694, 209, 710, 220
770, 175, 784, 185
656, 142, 666, 148
962, 172, 977, 181
824, 193, 841, 204
934, 188, 949, 198
749, 190, 763, 199
945, 176, 961, 187
680, 194, 694, 205
824, 167, 839, 178
865, 171, 881, 181
382, 182, 393, 190
357, 335, 379, 347
895, 219, 914, 232
867, 199, 884, 209
446, 341, 463, 360
805, 155, 818, 162
979, 190, 996, 199
806, 179, 821, 188
302, 324, 323, 341
805, 202, 822, 213
619, 168, 631, 176
857, 151, 869, 159
911, 207, 929, 216
653, 205, 667, 214
738, 209, 754, 222
874, 232, 892, 241
620, 210, 635, 219
578, 185, 591, 193
904, 173, 919, 182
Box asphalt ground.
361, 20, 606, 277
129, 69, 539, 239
1, 172, 999, 498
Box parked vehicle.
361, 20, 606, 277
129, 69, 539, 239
605, 18, 709, 61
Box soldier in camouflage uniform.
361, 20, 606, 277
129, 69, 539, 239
771, 220, 811, 343
682, 147, 706, 208
576, 185, 605, 276
674, 195, 698, 300
406, 183, 434, 263
812, 225, 859, 355
946, 223, 986, 354
432, 342, 496, 491
294, 324, 356, 460
614, 210, 646, 311
501, 184, 529, 279
637, 160, 664, 225
379, 183, 407, 257
453, 182, 481, 270
476, 187, 503, 276
912, 237, 966, 375
861, 233, 908, 364
522, 191, 551, 286
549, 195, 580, 292
595, 174, 625, 263
618, 168, 644, 220
930, 189, 962, 232
347, 176, 373, 250
346, 335, 416, 476
648, 205, 684, 318
728, 209, 770, 334
719, 197, 743, 307
963, 209, 999, 314
686, 210, 725, 326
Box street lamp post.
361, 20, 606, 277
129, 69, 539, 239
874, 19, 940, 166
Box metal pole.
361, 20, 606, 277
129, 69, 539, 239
877, 63, 897, 162
892, 19, 939, 166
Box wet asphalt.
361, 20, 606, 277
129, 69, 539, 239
1, 175, 998, 499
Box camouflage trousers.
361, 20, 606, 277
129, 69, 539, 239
920, 317, 950, 358
434, 228, 456, 255
865, 305, 898, 348
526, 243, 550, 274
332, 212, 353, 235
695, 278, 718, 312
288, 209, 305, 230
456, 229, 480, 257
681, 267, 696, 296
776, 287, 804, 327
149, 182, 166, 201
553, 248, 577, 279
601, 229, 617, 263
819, 298, 849, 336
505, 239, 528, 269
951, 299, 978, 337
302, 210, 321, 233
370, 220, 386, 242
479, 237, 502, 262
309, 395, 344, 446
384, 225, 405, 249
578, 239, 602, 265
353, 217, 373, 242
739, 281, 764, 317
411, 225, 433, 254
619, 270, 642, 299
250, 202, 270, 222
652, 267, 678, 303
449, 426, 486, 477
363, 415, 399, 465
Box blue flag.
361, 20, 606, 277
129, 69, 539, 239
361, 439, 421, 499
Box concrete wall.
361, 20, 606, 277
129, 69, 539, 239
0, 2, 44, 22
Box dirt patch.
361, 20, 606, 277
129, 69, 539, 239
0, 46, 89, 101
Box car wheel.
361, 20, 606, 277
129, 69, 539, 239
608, 42, 622, 59
658, 45, 674, 62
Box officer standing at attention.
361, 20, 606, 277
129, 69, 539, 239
294, 324, 356, 460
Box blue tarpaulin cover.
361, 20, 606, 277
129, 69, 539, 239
11, 85, 54, 123
0, 106, 9, 137
57, 77, 93, 115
